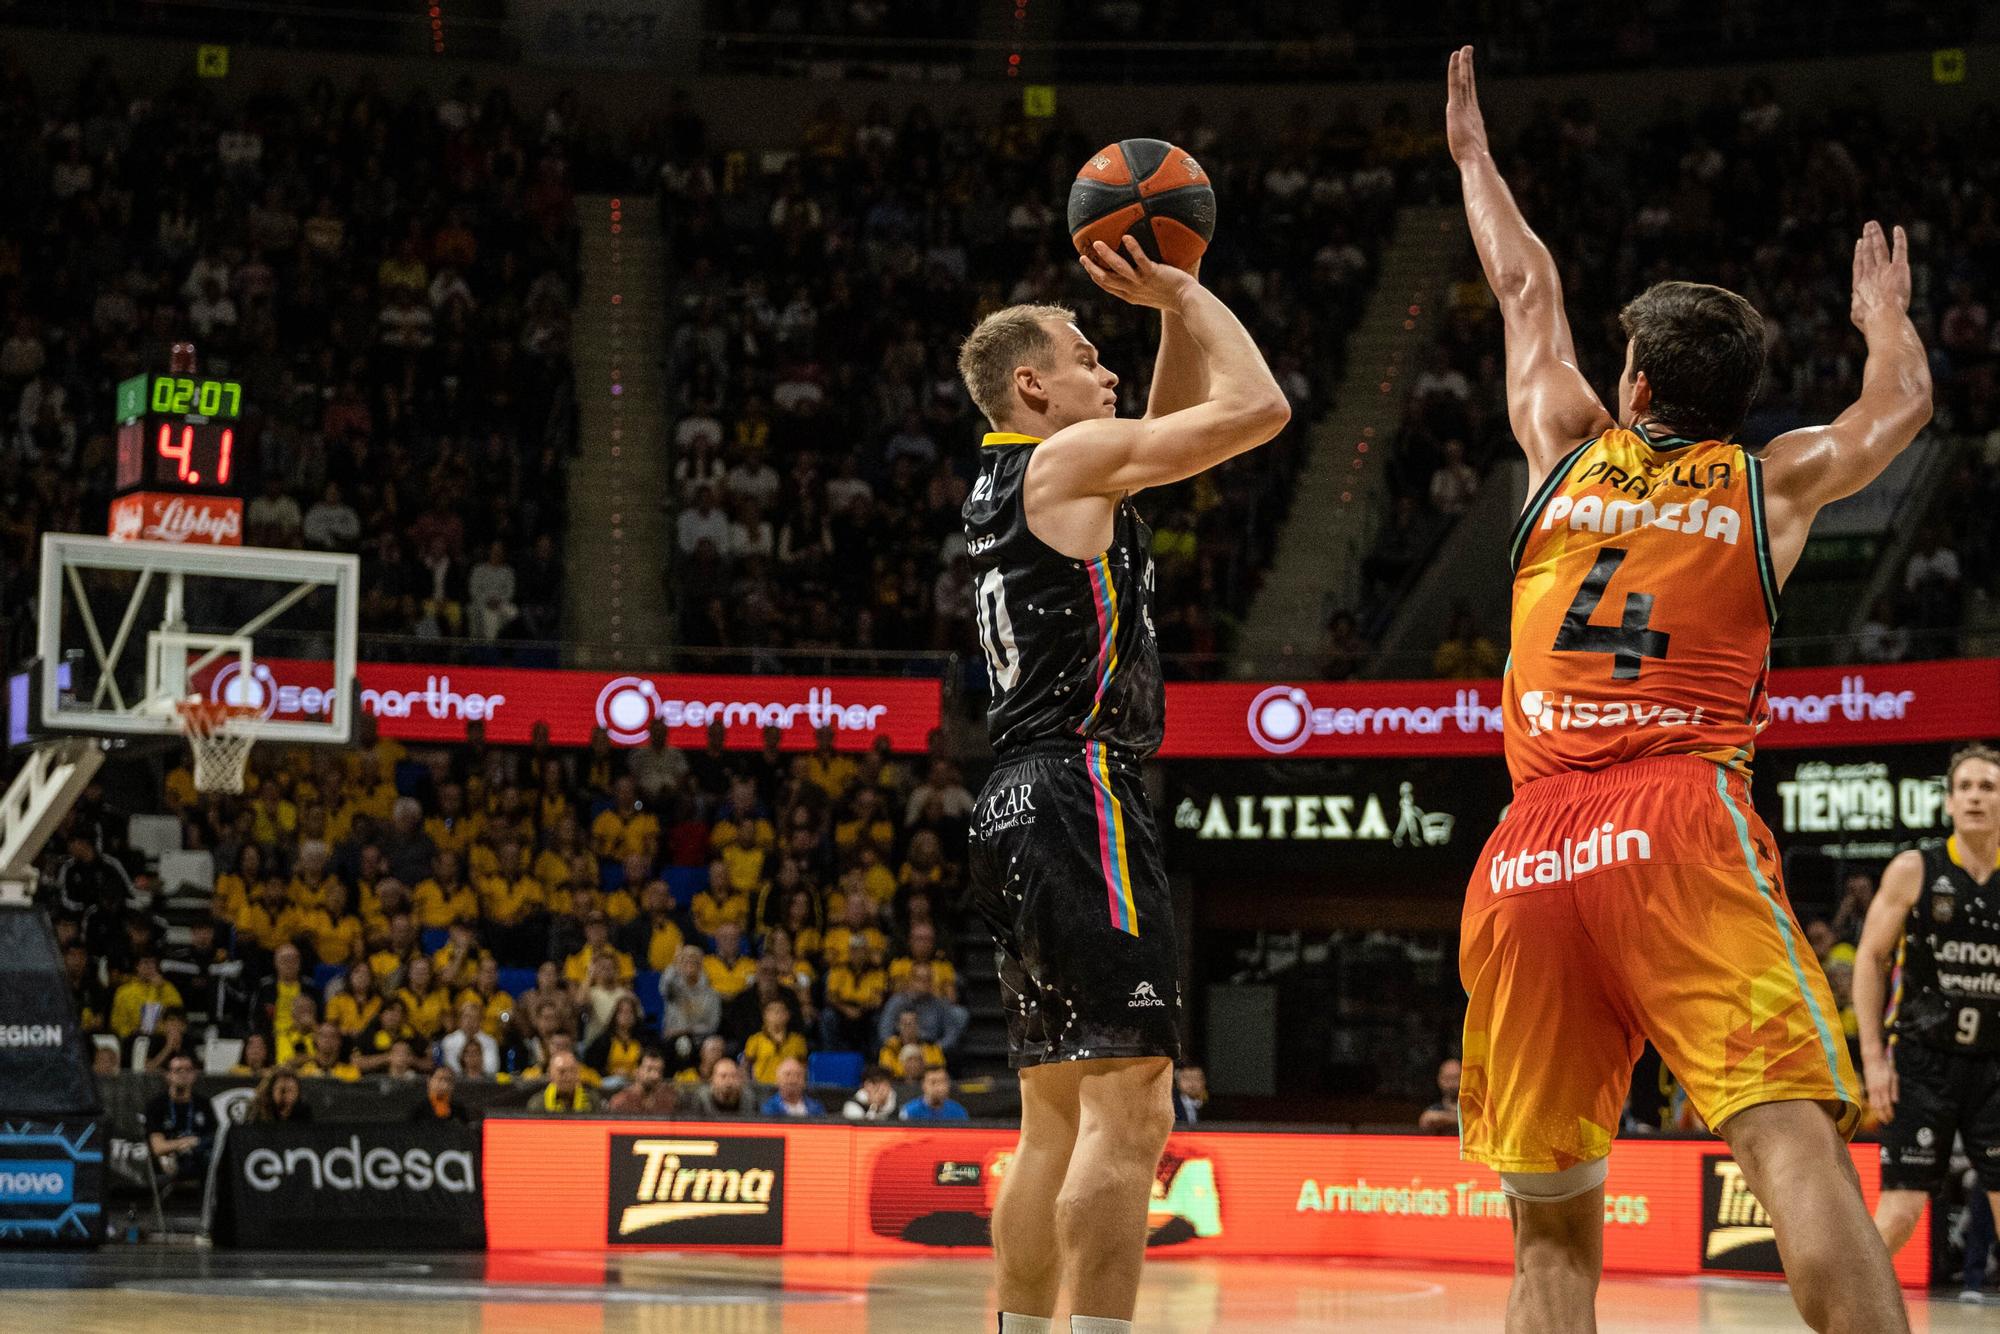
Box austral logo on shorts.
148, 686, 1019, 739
1488, 823, 1652, 893
1699, 1155, 1781, 1272
607, 1136, 784, 1245
1128, 982, 1167, 1009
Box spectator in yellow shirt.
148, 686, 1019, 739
534, 815, 588, 890
763, 926, 817, 1023
623, 881, 687, 971
710, 778, 777, 854
703, 923, 757, 1000
775, 887, 824, 964
458, 955, 514, 1038
412, 850, 480, 931
603, 853, 647, 925
289, 879, 365, 969
109, 954, 184, 1040
802, 726, 858, 799
562, 914, 636, 987
298, 1022, 362, 1081
822, 892, 888, 971
235, 877, 294, 955
536, 763, 573, 837
275, 994, 320, 1066
591, 776, 661, 860
530, 1050, 593, 1113
878, 1010, 946, 1074
833, 787, 896, 859
324, 960, 382, 1036
888, 923, 959, 1003
713, 825, 771, 898
424, 782, 484, 856
898, 830, 952, 897
397, 955, 454, 1041
211, 844, 263, 924
431, 918, 490, 991
819, 937, 887, 1050
479, 839, 546, 927
692, 863, 752, 939
741, 999, 808, 1084
248, 778, 298, 847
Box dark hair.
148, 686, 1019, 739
1618, 282, 1767, 441
1948, 743, 2000, 787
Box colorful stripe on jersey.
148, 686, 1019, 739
1884, 933, 1907, 1049
1080, 554, 1121, 733
1744, 452, 1780, 624
1086, 741, 1139, 937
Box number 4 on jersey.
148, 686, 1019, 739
1551, 547, 1670, 681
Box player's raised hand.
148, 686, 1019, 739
1849, 219, 1911, 335
1079, 236, 1194, 312
1446, 45, 1491, 164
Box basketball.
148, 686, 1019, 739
1067, 138, 1215, 271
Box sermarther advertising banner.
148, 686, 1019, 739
1161, 658, 2000, 760
481, 1118, 1928, 1286
212, 1121, 483, 1250
187, 658, 942, 751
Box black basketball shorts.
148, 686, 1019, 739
1878, 1040, 2000, 1192
968, 741, 1183, 1069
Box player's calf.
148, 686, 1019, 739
1722, 1100, 1909, 1334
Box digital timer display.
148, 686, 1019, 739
113, 373, 247, 495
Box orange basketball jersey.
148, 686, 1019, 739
1504, 424, 1777, 788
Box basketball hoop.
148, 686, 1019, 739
173, 699, 260, 794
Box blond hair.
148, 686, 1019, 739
956, 303, 1076, 427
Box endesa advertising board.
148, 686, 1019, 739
189, 657, 941, 751
482, 1118, 1928, 1285
1160, 657, 2000, 760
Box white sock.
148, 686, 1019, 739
1070, 1320, 1132, 1334
999, 1316, 1052, 1334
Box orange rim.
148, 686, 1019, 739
172, 699, 259, 737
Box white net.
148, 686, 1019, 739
176, 703, 259, 794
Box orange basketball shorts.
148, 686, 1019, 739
1458, 755, 1861, 1174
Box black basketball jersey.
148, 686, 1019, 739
1890, 836, 2000, 1055
963, 432, 1164, 759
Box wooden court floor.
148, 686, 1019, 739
2, 1248, 1993, 1331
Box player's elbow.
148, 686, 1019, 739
1237, 389, 1291, 441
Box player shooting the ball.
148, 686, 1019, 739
960, 207, 1288, 1330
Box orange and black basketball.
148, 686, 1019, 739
1068, 138, 1215, 271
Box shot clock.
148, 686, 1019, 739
108, 348, 248, 545
114, 371, 244, 494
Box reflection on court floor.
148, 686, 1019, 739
1, 1248, 1991, 1332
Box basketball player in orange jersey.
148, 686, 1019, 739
1446, 47, 1929, 1333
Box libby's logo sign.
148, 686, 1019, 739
608, 1136, 784, 1245
109, 493, 243, 546
1245, 685, 1501, 755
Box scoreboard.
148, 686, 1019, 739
110, 365, 246, 545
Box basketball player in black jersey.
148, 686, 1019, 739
957, 236, 1288, 1334
1854, 743, 2000, 1259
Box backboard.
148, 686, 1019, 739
36, 532, 359, 744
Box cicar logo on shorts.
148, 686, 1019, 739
1489, 823, 1653, 893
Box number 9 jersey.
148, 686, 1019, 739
962, 433, 1165, 760
1505, 425, 1778, 788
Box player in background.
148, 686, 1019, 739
1854, 745, 2000, 1273
1447, 45, 1928, 1333
958, 236, 1288, 1334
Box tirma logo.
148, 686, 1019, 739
609, 1136, 785, 1244
1246, 685, 1500, 754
